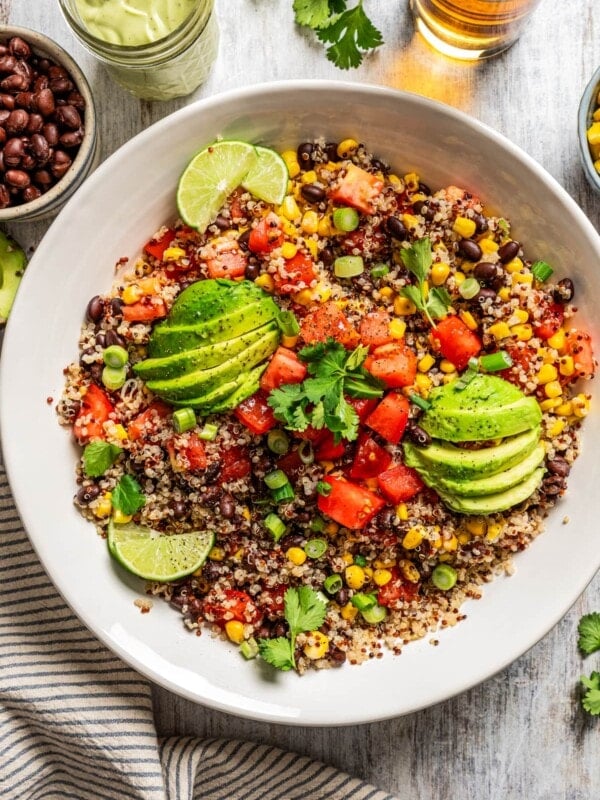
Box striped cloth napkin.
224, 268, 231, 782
0, 460, 398, 800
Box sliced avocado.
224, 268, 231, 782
166, 278, 269, 326
428, 443, 546, 497
134, 322, 278, 381
420, 374, 542, 442
148, 298, 279, 357
0, 232, 27, 324
403, 426, 541, 481
435, 467, 545, 515
170, 373, 248, 410
201, 362, 267, 414
146, 328, 279, 401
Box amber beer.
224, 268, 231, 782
410, 0, 543, 59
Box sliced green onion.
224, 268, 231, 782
103, 344, 128, 368
333, 206, 360, 232
431, 563, 458, 591
310, 516, 327, 533
531, 260, 553, 282
409, 393, 432, 411
277, 310, 300, 337
198, 422, 219, 441
371, 263, 390, 279
351, 592, 377, 611
265, 512, 287, 542
304, 538, 328, 559
323, 574, 343, 595
267, 429, 290, 455
272, 483, 295, 503
334, 255, 364, 278
298, 439, 314, 465
264, 470, 289, 490
458, 277, 481, 299
354, 554, 367, 567
172, 407, 196, 433
455, 368, 478, 391
361, 604, 388, 624
479, 350, 513, 372
467, 356, 480, 371
102, 365, 127, 391
316, 480, 332, 497
239, 637, 259, 660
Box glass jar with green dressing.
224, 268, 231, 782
58, 0, 219, 101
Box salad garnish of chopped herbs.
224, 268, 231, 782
258, 586, 327, 671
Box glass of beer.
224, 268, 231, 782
410, 0, 544, 60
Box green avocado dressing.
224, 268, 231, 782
73, 0, 197, 46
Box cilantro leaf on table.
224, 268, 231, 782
111, 474, 146, 515
581, 672, 600, 715
267, 338, 383, 442
399, 237, 452, 326
258, 587, 327, 671
578, 612, 600, 655
293, 0, 341, 28
83, 440, 123, 478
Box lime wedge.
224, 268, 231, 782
108, 519, 215, 582
241, 145, 289, 205
176, 140, 258, 233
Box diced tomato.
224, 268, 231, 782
366, 393, 410, 445
377, 568, 419, 608
73, 384, 115, 444
128, 400, 172, 441
533, 302, 564, 340
314, 431, 347, 461
359, 310, 393, 349
340, 228, 388, 258
167, 433, 207, 472
277, 448, 305, 482
300, 300, 360, 348
205, 238, 247, 279
364, 341, 417, 388
294, 425, 327, 444
122, 296, 167, 322
348, 433, 392, 479
329, 163, 384, 215
260, 347, 307, 393
317, 476, 385, 530
203, 589, 262, 627
143, 228, 176, 260
377, 463, 424, 503
347, 396, 379, 422
234, 391, 277, 434
273, 252, 317, 294
229, 191, 244, 223
564, 328, 595, 379
430, 316, 482, 371
219, 445, 252, 483
248, 213, 284, 254
500, 344, 538, 387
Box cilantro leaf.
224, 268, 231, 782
400, 237, 433, 283
259, 587, 328, 672
400, 238, 452, 326
427, 286, 453, 321
578, 612, 600, 655
581, 671, 600, 715
258, 637, 295, 671
82, 441, 123, 478
293, 0, 339, 28
316, 3, 383, 69
111, 474, 146, 515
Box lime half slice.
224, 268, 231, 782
241, 145, 289, 205
108, 519, 215, 582
176, 140, 258, 233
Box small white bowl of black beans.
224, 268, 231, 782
0, 26, 97, 222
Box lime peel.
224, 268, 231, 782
241, 145, 289, 205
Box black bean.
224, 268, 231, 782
473, 212, 489, 233
418, 182, 432, 195
497, 240, 520, 263
297, 142, 314, 168
219, 492, 235, 519
324, 141, 338, 162
372, 158, 389, 174
300, 183, 326, 203
105, 329, 125, 348
214, 214, 230, 230
86, 295, 103, 322
171, 500, 187, 520
541, 475, 565, 496
202, 561, 222, 582
9, 37, 31, 60
552, 277, 574, 304
279, 533, 304, 550
22, 184, 40, 202
386, 216, 407, 240
89, 363, 103, 382
3, 137, 24, 166
110, 297, 124, 317
406, 423, 432, 447
320, 246, 334, 267
473, 261, 498, 284
95, 332, 106, 348
547, 457, 570, 477
76, 484, 100, 504
237, 228, 251, 250
244, 262, 260, 281
336, 588, 349, 606
458, 238, 483, 261
329, 646, 347, 664
474, 288, 497, 304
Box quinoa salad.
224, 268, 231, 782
58, 137, 595, 673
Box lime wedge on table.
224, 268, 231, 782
241, 145, 288, 205
108, 520, 214, 582
176, 140, 258, 232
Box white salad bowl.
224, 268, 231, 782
1, 81, 599, 726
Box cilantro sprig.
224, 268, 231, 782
581, 672, 600, 716
578, 612, 600, 656
83, 441, 123, 478
111, 474, 146, 516
267, 338, 383, 443
399, 237, 452, 327
258, 586, 327, 671
293, 0, 383, 69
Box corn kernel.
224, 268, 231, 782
280, 195, 301, 221
555, 401, 573, 416
301, 210, 319, 234
209, 546, 226, 561
509, 308, 529, 325
452, 216, 477, 238
293, 288, 314, 306
345, 564, 366, 590
487, 321, 511, 340
465, 518, 487, 536
459, 310, 478, 331
431, 262, 450, 286
504, 257, 523, 274
572, 394, 590, 418
161, 247, 185, 263
341, 552, 354, 565
454, 271, 466, 285
254, 274, 274, 292
317, 215, 333, 237
396, 503, 409, 521
341, 602, 358, 621
544, 380, 563, 399
457, 532, 471, 545
374, 557, 396, 569
540, 398, 562, 411
594, 109, 600, 122
511, 323, 533, 342
287, 547, 307, 566
112, 424, 128, 441
402, 213, 420, 230
440, 359, 457, 374
287, 161, 301, 179
363, 566, 374, 579
281, 334, 299, 348
559, 355, 575, 377
112, 508, 132, 525
337, 139, 358, 158
537, 363, 558, 384
414, 373, 432, 392
301, 169, 318, 184
122, 284, 144, 305
279, 219, 297, 239
302, 239, 317, 260
373, 569, 392, 587
303, 630, 329, 660
394, 296, 417, 315
479, 238, 499, 254
225, 620, 245, 644
486, 521, 505, 542
547, 328, 566, 351
549, 419, 566, 437
231, 547, 245, 562
432, 537, 443, 549
94, 493, 112, 519
281, 242, 298, 260
404, 172, 420, 191
418, 354, 435, 373
389, 319, 407, 339
512, 273, 533, 285
402, 527, 424, 549
443, 535, 458, 552
398, 559, 420, 583
587, 122, 600, 145
498, 287, 511, 302
320, 459, 335, 473
281, 149, 299, 167
379, 286, 394, 300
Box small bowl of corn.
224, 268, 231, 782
579, 65, 600, 194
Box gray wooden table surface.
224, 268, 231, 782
3, 0, 599, 797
